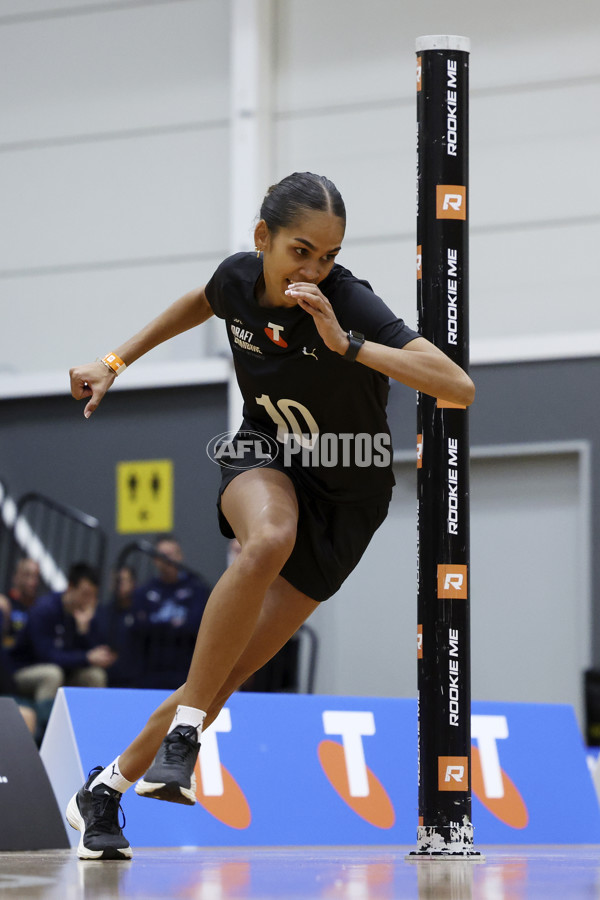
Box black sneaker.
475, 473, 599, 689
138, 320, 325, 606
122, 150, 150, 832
66, 766, 132, 860
134, 724, 199, 805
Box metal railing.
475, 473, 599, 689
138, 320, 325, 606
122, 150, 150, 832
3, 492, 106, 594
115, 539, 209, 588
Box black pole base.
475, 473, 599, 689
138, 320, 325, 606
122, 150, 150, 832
405, 822, 485, 861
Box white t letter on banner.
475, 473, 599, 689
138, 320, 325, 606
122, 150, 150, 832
323, 711, 375, 797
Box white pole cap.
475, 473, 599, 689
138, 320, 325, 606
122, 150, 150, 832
416, 35, 471, 53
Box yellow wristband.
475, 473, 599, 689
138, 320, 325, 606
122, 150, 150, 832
101, 352, 127, 376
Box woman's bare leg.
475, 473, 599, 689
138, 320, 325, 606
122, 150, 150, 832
118, 468, 307, 782
117, 575, 318, 781
203, 575, 319, 728
118, 577, 317, 781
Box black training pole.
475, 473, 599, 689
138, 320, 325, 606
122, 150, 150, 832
411, 35, 482, 859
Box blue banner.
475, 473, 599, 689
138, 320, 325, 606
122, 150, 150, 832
43, 689, 600, 846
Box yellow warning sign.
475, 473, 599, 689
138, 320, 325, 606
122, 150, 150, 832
116, 459, 173, 534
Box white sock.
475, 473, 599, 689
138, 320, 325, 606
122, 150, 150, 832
168, 704, 207, 741
89, 757, 135, 794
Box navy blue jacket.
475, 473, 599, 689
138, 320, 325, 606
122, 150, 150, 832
94, 602, 141, 688
9, 591, 104, 672
131, 573, 209, 689
2, 590, 32, 651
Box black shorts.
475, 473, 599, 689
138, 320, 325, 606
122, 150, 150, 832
217, 459, 390, 603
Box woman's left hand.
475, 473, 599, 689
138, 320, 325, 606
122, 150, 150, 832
285, 283, 349, 355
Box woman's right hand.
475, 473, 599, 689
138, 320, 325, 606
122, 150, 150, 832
69, 361, 116, 418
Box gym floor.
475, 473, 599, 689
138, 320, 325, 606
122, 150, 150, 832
1, 845, 599, 899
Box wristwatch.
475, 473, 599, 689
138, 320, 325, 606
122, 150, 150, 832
343, 330, 365, 362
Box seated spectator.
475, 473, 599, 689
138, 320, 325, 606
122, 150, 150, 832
0, 608, 37, 737
132, 536, 209, 689
9, 562, 117, 704
95, 565, 142, 688
1, 557, 59, 704
0, 557, 41, 649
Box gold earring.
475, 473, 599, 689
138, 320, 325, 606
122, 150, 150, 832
255, 247, 261, 258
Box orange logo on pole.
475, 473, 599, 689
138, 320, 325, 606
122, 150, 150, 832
436, 185, 467, 220
437, 564, 468, 599
416, 245, 422, 280
416, 56, 422, 91
438, 756, 468, 791
416, 433, 423, 468
417, 624, 423, 659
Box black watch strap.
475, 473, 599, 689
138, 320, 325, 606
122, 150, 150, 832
343, 330, 365, 362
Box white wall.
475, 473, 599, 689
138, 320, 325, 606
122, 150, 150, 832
273, 0, 600, 356
0, 0, 230, 376
2, 0, 600, 379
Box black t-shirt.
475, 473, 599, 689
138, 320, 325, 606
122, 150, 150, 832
205, 252, 420, 503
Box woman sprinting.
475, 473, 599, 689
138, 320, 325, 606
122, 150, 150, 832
66, 172, 474, 860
